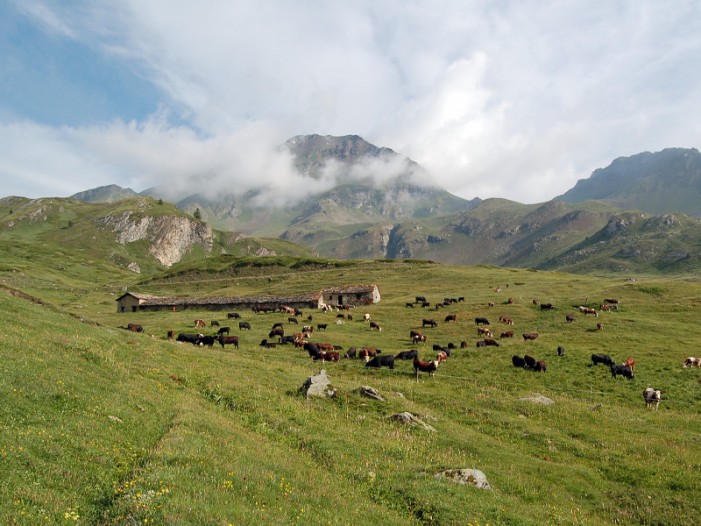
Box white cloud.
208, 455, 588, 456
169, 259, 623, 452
2, 0, 701, 204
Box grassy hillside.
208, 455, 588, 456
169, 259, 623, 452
1, 257, 700, 525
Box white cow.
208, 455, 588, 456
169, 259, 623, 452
643, 388, 662, 410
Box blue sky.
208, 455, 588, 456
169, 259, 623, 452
1, 0, 700, 204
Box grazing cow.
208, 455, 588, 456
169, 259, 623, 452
211, 320, 220, 327
512, 355, 527, 368
684, 357, 701, 368
317, 323, 328, 331
499, 316, 514, 325
369, 321, 382, 331
415, 296, 427, 304
359, 347, 381, 362
421, 301, 431, 308
194, 319, 206, 328
405, 302, 414, 308
239, 321, 251, 331
271, 322, 283, 330
477, 327, 493, 337
227, 312, 241, 319
444, 314, 457, 323
124, 323, 144, 333
259, 339, 276, 348
216, 326, 230, 336
483, 338, 500, 347
460, 340, 468, 348
522, 332, 539, 341
540, 303, 554, 310
611, 364, 634, 379
533, 360, 547, 372
280, 335, 296, 345
622, 357, 636, 372
476, 341, 488, 348
413, 356, 439, 380
167, 330, 175, 340
596, 322, 605, 330
176, 333, 202, 344
304, 342, 321, 359
436, 351, 448, 364
365, 355, 395, 369
395, 349, 419, 360
643, 388, 661, 410
412, 333, 427, 344
302, 325, 315, 334
565, 314, 575, 323
363, 313, 371, 322
196, 335, 216, 347
288, 317, 298, 324
557, 346, 565, 356
218, 335, 239, 349
475, 317, 490, 326
500, 330, 514, 338
422, 319, 438, 328
579, 306, 598, 317
345, 347, 357, 359
269, 327, 285, 339
507, 297, 514, 305
319, 351, 341, 362
458, 297, 465, 302
523, 355, 537, 369
592, 354, 615, 366
604, 298, 619, 304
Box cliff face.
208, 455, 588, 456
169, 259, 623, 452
97, 212, 214, 267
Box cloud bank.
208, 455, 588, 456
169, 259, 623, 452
2, 0, 700, 204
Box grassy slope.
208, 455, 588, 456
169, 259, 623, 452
1, 261, 701, 525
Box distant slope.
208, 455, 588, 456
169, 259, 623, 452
559, 147, 701, 217
0, 196, 313, 276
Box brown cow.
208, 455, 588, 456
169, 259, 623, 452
522, 332, 539, 341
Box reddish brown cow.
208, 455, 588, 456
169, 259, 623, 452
413, 357, 439, 380
522, 332, 539, 341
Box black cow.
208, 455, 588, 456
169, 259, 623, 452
422, 319, 438, 328
259, 339, 276, 348
211, 320, 220, 327
415, 296, 427, 304
523, 355, 537, 369
227, 312, 241, 319
540, 303, 554, 310
218, 335, 239, 349
239, 321, 251, 331
196, 335, 216, 347
176, 333, 201, 344
217, 326, 230, 336
557, 346, 565, 356
475, 317, 490, 326
344, 347, 357, 359
304, 342, 322, 360
592, 353, 615, 366
611, 364, 634, 379
365, 355, 395, 369
280, 335, 296, 345
317, 323, 328, 331
512, 355, 527, 368
395, 349, 419, 360
565, 314, 575, 323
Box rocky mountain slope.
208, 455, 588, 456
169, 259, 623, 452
0, 196, 312, 274
558, 147, 701, 217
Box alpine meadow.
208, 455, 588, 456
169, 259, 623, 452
1, 204, 701, 525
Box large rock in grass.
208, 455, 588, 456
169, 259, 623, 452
388, 412, 435, 432
358, 386, 384, 401
435, 469, 491, 489
300, 370, 336, 398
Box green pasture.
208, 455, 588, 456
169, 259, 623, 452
1, 259, 700, 525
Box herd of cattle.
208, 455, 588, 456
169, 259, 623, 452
119, 295, 697, 409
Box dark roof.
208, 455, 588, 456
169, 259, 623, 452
116, 284, 377, 306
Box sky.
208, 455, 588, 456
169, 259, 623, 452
1, 0, 700, 204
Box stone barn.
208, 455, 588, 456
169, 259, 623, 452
115, 285, 379, 313
319, 284, 380, 308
